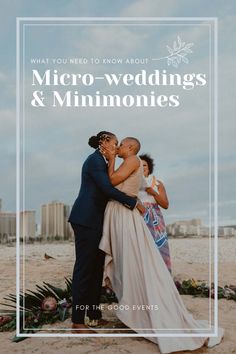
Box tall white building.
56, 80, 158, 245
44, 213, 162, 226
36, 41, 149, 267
41, 201, 72, 239
0, 208, 36, 242
219, 227, 236, 237
167, 219, 208, 237
0, 212, 16, 242
20, 211, 36, 240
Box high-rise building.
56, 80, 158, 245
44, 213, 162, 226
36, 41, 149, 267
41, 201, 72, 239
20, 210, 36, 240
0, 212, 16, 242
0, 197, 36, 242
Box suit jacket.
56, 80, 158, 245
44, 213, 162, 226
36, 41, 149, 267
68, 149, 137, 231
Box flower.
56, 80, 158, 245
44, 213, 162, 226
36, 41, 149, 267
190, 279, 197, 288
41, 296, 57, 312
58, 298, 69, 309
0, 316, 12, 326
223, 287, 235, 299
174, 280, 181, 290
105, 287, 112, 295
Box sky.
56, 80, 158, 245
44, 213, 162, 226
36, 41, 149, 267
0, 0, 235, 227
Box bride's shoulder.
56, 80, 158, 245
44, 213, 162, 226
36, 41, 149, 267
126, 155, 140, 166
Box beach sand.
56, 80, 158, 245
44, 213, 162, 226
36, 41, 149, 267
0, 238, 236, 353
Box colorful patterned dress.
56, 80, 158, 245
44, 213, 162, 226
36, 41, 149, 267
138, 174, 171, 273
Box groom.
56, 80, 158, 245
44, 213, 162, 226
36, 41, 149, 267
68, 131, 138, 333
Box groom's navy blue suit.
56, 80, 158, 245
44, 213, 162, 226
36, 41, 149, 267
68, 149, 136, 324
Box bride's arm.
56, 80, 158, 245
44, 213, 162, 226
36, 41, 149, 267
108, 155, 140, 186
106, 153, 146, 214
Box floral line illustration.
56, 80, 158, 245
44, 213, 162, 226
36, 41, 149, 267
152, 36, 194, 68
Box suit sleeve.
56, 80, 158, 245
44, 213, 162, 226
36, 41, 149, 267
89, 156, 136, 210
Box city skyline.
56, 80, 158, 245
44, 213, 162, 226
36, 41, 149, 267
1, 197, 235, 239
0, 199, 73, 241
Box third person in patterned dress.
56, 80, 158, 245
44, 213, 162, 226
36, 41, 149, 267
138, 153, 171, 273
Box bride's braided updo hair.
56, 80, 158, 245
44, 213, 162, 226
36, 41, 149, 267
88, 131, 115, 149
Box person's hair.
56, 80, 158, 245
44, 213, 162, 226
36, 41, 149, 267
125, 137, 141, 154
88, 131, 115, 149
139, 153, 155, 174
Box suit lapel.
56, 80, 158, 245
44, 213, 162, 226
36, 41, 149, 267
95, 149, 107, 167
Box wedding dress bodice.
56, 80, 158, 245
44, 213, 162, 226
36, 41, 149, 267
116, 159, 143, 197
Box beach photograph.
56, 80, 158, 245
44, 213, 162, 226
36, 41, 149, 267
1, 237, 236, 353
1, 1, 236, 353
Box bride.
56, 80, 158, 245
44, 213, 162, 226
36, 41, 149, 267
98, 136, 224, 354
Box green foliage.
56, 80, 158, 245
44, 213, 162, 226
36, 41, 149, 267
175, 279, 236, 301
0, 277, 72, 335
0, 276, 235, 339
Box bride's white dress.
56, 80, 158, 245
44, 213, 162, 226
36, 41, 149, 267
99, 161, 223, 354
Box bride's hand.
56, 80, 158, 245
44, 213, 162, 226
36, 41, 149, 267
136, 202, 146, 215
99, 143, 117, 161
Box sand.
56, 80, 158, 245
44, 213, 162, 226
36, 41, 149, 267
0, 238, 236, 354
